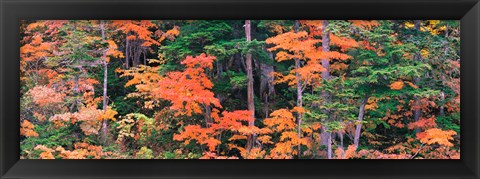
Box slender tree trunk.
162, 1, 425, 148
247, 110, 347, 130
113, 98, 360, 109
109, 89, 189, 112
132, 44, 142, 67
292, 20, 304, 158
245, 20, 256, 151
354, 95, 369, 149
125, 32, 130, 69
100, 20, 108, 145
327, 132, 332, 159
204, 105, 212, 127
338, 131, 344, 158
319, 20, 332, 159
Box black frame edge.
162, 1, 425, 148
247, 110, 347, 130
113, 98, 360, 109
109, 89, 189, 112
1, 0, 480, 179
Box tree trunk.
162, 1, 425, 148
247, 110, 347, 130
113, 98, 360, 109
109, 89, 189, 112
354, 95, 369, 149
100, 20, 108, 145
245, 20, 256, 151
125, 32, 130, 69
327, 132, 332, 159
132, 43, 142, 67
204, 105, 212, 128
259, 60, 274, 118
292, 20, 304, 158
320, 20, 332, 159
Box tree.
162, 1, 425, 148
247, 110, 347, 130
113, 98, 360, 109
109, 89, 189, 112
244, 20, 256, 151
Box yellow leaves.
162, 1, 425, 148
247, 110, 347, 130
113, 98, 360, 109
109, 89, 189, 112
404, 20, 445, 35
20, 120, 39, 137
404, 21, 415, 29
390, 80, 404, 90
364, 97, 378, 111
98, 107, 118, 121
420, 49, 429, 58
416, 128, 457, 147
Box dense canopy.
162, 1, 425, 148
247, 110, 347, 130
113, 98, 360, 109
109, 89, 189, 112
20, 20, 460, 159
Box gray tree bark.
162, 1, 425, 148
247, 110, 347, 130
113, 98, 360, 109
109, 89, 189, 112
245, 20, 256, 151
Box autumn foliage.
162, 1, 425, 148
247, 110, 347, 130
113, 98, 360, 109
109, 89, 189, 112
20, 20, 460, 159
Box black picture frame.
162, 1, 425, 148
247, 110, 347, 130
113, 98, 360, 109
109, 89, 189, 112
1, 0, 479, 178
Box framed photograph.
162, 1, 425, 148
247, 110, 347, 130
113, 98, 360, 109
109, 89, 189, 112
1, 0, 479, 178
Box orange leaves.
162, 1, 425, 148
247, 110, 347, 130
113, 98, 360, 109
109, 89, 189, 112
152, 54, 221, 116
343, 145, 358, 159
291, 106, 307, 114
20, 120, 39, 137
112, 20, 159, 47
266, 31, 311, 53
99, 107, 118, 121
330, 34, 359, 52
173, 125, 219, 151
390, 80, 404, 90
215, 110, 254, 131
349, 20, 380, 30
158, 25, 181, 42
180, 53, 215, 70
364, 97, 378, 111
105, 40, 124, 61
34, 145, 55, 159
35, 143, 110, 159
175, 110, 256, 154
20, 35, 52, 62
260, 108, 311, 159
416, 128, 457, 147
263, 109, 296, 132
390, 80, 417, 90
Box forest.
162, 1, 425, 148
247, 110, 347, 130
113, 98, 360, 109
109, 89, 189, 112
20, 20, 460, 159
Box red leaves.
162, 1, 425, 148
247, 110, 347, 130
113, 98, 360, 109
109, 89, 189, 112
408, 116, 437, 130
